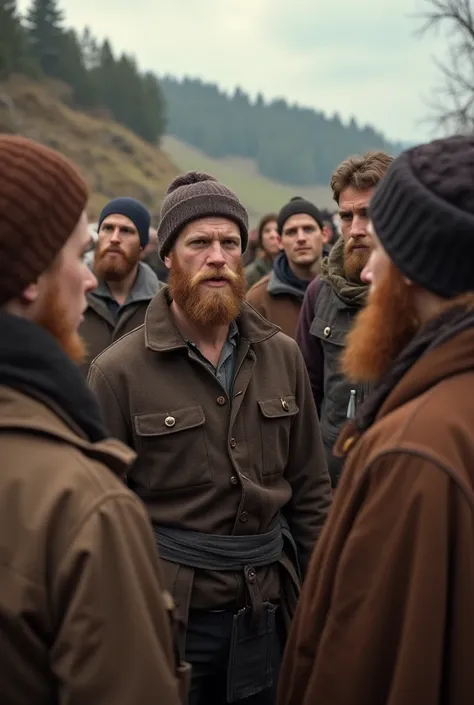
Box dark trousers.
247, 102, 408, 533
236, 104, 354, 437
185, 608, 283, 705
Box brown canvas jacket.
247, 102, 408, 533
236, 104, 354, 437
87, 288, 332, 616
278, 326, 474, 705
246, 273, 302, 338
79, 262, 161, 374
0, 385, 183, 705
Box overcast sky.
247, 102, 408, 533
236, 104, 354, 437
19, 0, 445, 143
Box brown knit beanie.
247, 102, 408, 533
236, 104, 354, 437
0, 135, 88, 307
158, 171, 249, 259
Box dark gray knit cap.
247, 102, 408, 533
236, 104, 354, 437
158, 171, 249, 259
370, 134, 474, 298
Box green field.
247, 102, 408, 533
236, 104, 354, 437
162, 135, 334, 227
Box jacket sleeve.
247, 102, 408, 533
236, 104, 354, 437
51, 491, 183, 705
295, 277, 324, 414
87, 362, 131, 446
279, 451, 470, 705
284, 343, 332, 575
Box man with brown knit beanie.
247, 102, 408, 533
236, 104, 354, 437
279, 135, 474, 705
0, 135, 185, 705
88, 170, 332, 705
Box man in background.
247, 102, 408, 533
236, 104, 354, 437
247, 197, 327, 338
79, 196, 161, 372
296, 151, 392, 487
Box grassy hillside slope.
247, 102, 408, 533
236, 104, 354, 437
0, 76, 179, 219
162, 135, 334, 226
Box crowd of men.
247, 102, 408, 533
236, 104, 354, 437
1, 131, 474, 705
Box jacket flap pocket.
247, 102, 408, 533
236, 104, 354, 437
258, 396, 299, 419
310, 316, 346, 346
134, 406, 205, 436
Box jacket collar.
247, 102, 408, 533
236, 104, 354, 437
144, 287, 280, 352
335, 324, 474, 458
0, 386, 135, 476
88, 261, 159, 308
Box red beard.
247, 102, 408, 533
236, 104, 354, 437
341, 261, 420, 383
343, 239, 371, 283
93, 241, 141, 281
168, 257, 247, 327
36, 281, 86, 364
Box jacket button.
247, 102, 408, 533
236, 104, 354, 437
281, 398, 290, 411
164, 415, 176, 427
217, 396, 226, 405
229, 475, 239, 485
239, 511, 248, 522
323, 326, 331, 337
230, 438, 237, 448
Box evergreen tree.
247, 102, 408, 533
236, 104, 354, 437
0, 0, 38, 78
80, 26, 100, 71
25, 0, 64, 77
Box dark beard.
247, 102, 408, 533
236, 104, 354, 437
341, 261, 420, 383
168, 257, 246, 327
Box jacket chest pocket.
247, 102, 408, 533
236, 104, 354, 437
310, 316, 347, 347
134, 406, 212, 492
258, 396, 299, 477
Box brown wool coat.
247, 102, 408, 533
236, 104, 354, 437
246, 274, 302, 339
79, 262, 161, 375
87, 288, 332, 622
278, 326, 474, 705
0, 385, 183, 705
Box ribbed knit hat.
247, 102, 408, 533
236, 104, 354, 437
0, 135, 88, 307
158, 171, 249, 259
370, 135, 474, 298
277, 196, 323, 234
98, 196, 150, 248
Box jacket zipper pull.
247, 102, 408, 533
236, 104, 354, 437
346, 389, 356, 419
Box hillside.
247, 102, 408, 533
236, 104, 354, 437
162, 135, 334, 224
161, 76, 401, 188
0, 76, 178, 220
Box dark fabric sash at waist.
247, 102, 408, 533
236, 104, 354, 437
153, 517, 292, 571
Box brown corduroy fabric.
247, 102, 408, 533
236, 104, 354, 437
158, 171, 249, 259
0, 135, 88, 306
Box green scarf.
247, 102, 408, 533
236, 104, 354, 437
320, 236, 368, 307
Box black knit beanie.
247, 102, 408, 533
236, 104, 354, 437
277, 196, 323, 234
370, 135, 474, 298
158, 171, 249, 259
98, 197, 150, 248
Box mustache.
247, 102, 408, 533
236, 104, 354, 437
192, 267, 239, 284
101, 246, 127, 258
346, 237, 371, 252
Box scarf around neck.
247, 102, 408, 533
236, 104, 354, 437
320, 236, 368, 307
0, 311, 106, 442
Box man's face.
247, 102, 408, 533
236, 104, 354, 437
35, 211, 98, 362
165, 216, 246, 327
339, 186, 374, 282
341, 226, 419, 383
280, 213, 323, 267
260, 220, 280, 257
94, 213, 141, 281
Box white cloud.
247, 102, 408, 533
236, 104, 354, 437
18, 0, 445, 141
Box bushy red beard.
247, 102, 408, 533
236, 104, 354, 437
93, 240, 141, 281
341, 261, 420, 383
343, 240, 371, 283
36, 280, 86, 364
168, 256, 247, 327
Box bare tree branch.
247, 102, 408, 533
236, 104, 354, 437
415, 0, 474, 133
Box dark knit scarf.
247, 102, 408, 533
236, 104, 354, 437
320, 236, 368, 307
273, 251, 311, 293
354, 305, 474, 434
0, 311, 106, 442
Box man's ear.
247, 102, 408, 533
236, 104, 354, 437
164, 254, 172, 269
19, 281, 40, 304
